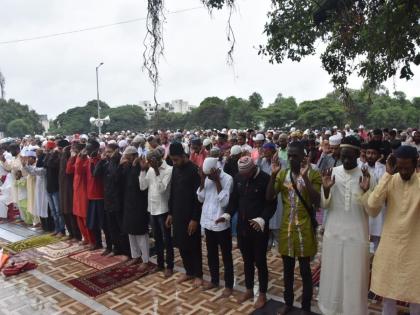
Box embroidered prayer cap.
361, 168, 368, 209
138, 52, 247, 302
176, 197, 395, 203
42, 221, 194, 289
203, 157, 219, 175
394, 145, 418, 159
230, 145, 242, 156
253, 133, 265, 141
329, 134, 342, 146
122, 146, 138, 156
203, 138, 212, 147
238, 156, 255, 174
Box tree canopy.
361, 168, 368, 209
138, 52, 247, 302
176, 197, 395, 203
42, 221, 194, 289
50, 100, 147, 134
0, 99, 44, 136
145, 0, 419, 99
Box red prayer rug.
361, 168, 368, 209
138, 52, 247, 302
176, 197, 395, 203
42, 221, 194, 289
68, 261, 156, 297
69, 249, 128, 270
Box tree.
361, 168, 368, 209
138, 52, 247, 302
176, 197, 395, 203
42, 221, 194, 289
50, 100, 110, 134
148, 109, 187, 131
7, 119, 31, 137
225, 96, 257, 129
191, 97, 229, 130
145, 1, 419, 101
295, 98, 346, 129
261, 94, 298, 128
105, 105, 147, 132
0, 99, 44, 135
248, 92, 263, 110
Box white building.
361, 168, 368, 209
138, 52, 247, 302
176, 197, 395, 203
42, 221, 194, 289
39, 114, 49, 133
139, 99, 195, 120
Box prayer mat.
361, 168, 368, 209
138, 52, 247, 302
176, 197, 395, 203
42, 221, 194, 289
4, 234, 61, 253
35, 241, 87, 261
251, 299, 320, 315
69, 249, 128, 270
68, 261, 156, 297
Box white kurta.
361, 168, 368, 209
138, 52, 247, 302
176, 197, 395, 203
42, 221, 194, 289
24, 166, 49, 218
318, 166, 372, 315
364, 163, 386, 237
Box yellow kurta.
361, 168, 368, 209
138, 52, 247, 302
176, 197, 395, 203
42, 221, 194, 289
363, 172, 420, 304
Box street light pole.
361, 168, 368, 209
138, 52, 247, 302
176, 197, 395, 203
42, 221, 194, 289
96, 62, 104, 134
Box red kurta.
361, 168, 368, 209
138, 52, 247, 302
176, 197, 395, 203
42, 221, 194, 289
66, 156, 89, 218
87, 156, 104, 200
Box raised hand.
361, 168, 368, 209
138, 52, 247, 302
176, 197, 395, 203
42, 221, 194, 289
300, 157, 311, 179
139, 156, 149, 171
359, 167, 371, 192
322, 168, 335, 190
386, 154, 397, 175
271, 152, 281, 176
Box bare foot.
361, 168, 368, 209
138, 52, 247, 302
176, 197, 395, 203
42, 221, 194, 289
238, 290, 254, 303
101, 249, 112, 256
193, 278, 203, 288
221, 288, 233, 298
164, 269, 173, 278
79, 240, 88, 245
138, 263, 149, 272
129, 258, 142, 265
254, 293, 267, 309
176, 274, 193, 284
202, 281, 218, 291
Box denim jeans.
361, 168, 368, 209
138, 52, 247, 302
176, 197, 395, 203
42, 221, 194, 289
47, 192, 65, 233
150, 213, 174, 270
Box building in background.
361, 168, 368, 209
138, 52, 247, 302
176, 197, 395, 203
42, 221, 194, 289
139, 99, 195, 120
39, 114, 49, 133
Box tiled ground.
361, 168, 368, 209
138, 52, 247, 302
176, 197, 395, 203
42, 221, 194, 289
0, 223, 409, 315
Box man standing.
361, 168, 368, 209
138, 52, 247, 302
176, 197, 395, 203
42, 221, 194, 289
86, 140, 111, 253
190, 138, 207, 169
166, 142, 203, 287
363, 146, 420, 315
318, 136, 372, 315
139, 148, 174, 277
267, 141, 321, 314
220, 156, 275, 309
198, 157, 234, 297
44, 142, 65, 236
120, 146, 149, 270
93, 143, 130, 256
364, 140, 386, 252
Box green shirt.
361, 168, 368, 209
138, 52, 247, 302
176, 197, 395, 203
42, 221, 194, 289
274, 168, 321, 257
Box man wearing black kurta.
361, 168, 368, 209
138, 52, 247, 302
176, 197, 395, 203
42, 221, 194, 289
217, 156, 275, 309
166, 142, 203, 287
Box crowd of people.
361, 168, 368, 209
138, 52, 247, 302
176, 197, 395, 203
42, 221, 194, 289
0, 125, 419, 315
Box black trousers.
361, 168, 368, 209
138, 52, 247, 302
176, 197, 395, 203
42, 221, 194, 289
151, 213, 174, 270
205, 228, 234, 288
179, 237, 203, 278
106, 211, 130, 256
63, 213, 81, 241
282, 255, 312, 311
87, 200, 112, 250
40, 207, 55, 232
238, 230, 269, 293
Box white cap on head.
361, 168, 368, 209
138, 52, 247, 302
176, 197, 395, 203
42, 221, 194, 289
325, 130, 332, 135
345, 124, 350, 128
203, 138, 212, 147
253, 133, 265, 141
290, 127, 296, 132
202, 157, 219, 175
230, 145, 242, 156
80, 134, 88, 140
358, 125, 364, 129
329, 134, 342, 146
118, 140, 128, 148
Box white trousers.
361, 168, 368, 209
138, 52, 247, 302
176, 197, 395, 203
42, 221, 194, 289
128, 234, 149, 262
383, 298, 420, 315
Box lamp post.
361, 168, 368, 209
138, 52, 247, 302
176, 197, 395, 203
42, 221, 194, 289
96, 62, 104, 134
90, 62, 110, 133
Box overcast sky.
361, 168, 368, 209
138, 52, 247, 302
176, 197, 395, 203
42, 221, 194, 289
0, 0, 419, 119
